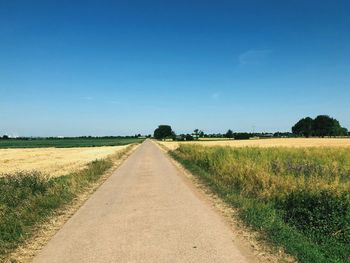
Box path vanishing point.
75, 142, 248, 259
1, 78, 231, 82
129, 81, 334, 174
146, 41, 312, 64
32, 140, 256, 263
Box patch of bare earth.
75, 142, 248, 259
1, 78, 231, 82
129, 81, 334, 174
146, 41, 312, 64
4, 144, 139, 263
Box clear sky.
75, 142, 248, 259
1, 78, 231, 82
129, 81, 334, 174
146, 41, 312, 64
1, 0, 349, 136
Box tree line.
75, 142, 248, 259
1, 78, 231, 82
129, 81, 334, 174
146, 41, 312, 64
153, 125, 291, 141
153, 115, 348, 141
292, 115, 348, 137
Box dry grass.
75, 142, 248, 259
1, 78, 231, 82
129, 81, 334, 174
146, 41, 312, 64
171, 144, 350, 262
0, 146, 129, 177
158, 138, 350, 151
4, 144, 138, 263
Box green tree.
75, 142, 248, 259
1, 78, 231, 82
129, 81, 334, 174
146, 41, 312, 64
185, 134, 194, 141
225, 129, 234, 138
153, 125, 174, 140
292, 115, 348, 137
292, 117, 314, 137
193, 129, 199, 140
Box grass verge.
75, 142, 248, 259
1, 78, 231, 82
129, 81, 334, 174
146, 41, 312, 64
0, 145, 134, 261
171, 145, 350, 263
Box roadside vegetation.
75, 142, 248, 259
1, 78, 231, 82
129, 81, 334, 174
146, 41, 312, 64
0, 145, 135, 260
0, 137, 144, 149
171, 144, 350, 263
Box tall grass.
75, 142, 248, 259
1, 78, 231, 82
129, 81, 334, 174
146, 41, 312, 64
0, 146, 132, 260
172, 145, 350, 263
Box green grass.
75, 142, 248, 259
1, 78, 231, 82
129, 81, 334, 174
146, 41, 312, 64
0, 137, 144, 148
0, 146, 132, 260
171, 145, 350, 263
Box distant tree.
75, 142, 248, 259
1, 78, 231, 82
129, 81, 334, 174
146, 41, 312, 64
154, 125, 174, 140
225, 129, 234, 138
199, 130, 205, 138
2, 135, 9, 140
193, 129, 200, 140
292, 115, 348, 137
234, 133, 251, 140
313, 115, 349, 137
273, 132, 294, 138
185, 134, 194, 141
292, 117, 314, 137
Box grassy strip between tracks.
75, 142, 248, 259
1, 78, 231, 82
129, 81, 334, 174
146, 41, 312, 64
170, 144, 350, 263
0, 145, 134, 260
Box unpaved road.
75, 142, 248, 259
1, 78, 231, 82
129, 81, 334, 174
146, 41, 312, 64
32, 140, 256, 263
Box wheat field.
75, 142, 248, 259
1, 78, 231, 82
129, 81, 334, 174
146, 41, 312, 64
0, 145, 129, 177
158, 138, 350, 150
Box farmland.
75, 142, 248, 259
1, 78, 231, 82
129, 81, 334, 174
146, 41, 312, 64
0, 137, 144, 149
171, 143, 350, 263
159, 137, 350, 150
0, 140, 141, 260
0, 145, 129, 177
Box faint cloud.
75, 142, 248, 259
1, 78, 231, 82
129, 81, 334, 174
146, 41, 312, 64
238, 49, 272, 65
211, 93, 220, 100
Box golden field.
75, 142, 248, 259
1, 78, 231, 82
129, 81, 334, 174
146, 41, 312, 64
0, 145, 129, 177
158, 138, 350, 151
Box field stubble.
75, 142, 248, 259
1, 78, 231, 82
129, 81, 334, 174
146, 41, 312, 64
0, 146, 128, 177
0, 143, 139, 261
159, 138, 350, 151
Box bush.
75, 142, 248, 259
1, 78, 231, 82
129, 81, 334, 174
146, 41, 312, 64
278, 190, 350, 243
234, 133, 251, 140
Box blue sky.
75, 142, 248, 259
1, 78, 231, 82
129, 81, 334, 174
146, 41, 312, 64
1, 0, 349, 136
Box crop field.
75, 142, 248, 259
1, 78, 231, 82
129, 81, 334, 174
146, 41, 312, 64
0, 146, 129, 177
171, 144, 350, 262
159, 138, 350, 151
0, 137, 144, 149
0, 139, 141, 259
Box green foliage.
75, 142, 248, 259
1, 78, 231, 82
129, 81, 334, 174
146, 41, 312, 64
225, 129, 234, 138
185, 134, 194, 141
292, 115, 348, 137
292, 117, 314, 137
313, 115, 348, 137
172, 145, 350, 262
0, 137, 144, 149
278, 190, 350, 244
233, 132, 251, 140
0, 157, 115, 259
153, 125, 174, 140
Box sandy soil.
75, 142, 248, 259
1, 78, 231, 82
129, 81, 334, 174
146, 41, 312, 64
158, 138, 350, 151
0, 146, 129, 177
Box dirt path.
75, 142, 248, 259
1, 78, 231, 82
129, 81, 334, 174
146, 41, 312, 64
32, 140, 257, 263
